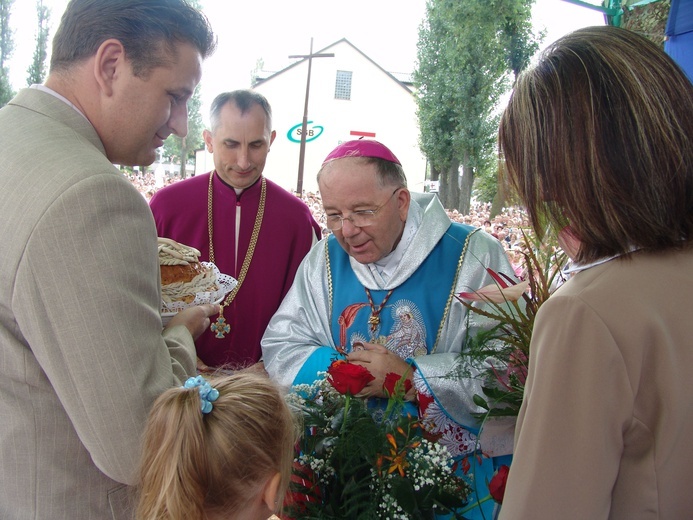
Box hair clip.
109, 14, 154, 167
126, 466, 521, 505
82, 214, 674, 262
183, 376, 219, 414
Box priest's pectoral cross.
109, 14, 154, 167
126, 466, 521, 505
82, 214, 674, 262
368, 314, 381, 338
365, 287, 394, 342
211, 316, 230, 338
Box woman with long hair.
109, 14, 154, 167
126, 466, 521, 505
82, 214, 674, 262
497, 26, 693, 518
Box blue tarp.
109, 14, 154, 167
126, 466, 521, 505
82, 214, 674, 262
665, 0, 693, 81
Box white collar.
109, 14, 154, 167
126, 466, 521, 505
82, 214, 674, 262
562, 247, 639, 276
30, 84, 90, 122
368, 201, 422, 283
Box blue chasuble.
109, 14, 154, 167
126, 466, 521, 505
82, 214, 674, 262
291, 223, 509, 519
292, 223, 474, 385
328, 223, 473, 355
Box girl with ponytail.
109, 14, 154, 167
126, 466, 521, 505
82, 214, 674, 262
136, 371, 297, 520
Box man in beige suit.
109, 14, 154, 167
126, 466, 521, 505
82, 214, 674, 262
0, 1, 217, 518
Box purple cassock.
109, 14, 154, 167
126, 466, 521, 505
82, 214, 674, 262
150, 172, 320, 367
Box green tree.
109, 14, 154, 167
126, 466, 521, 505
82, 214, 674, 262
415, 0, 540, 214
488, 1, 543, 216
0, 0, 15, 107
161, 0, 206, 178
162, 83, 205, 178
414, 1, 460, 210
500, 1, 543, 81
26, 0, 50, 86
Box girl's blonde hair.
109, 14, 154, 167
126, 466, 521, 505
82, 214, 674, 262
136, 371, 297, 520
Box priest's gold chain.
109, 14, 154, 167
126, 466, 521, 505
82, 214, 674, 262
207, 172, 266, 336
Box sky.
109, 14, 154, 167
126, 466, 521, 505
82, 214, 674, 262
7, 0, 605, 122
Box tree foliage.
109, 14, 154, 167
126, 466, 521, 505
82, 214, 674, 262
26, 0, 50, 86
500, 0, 542, 81
622, 0, 670, 47
160, 0, 206, 178
162, 83, 205, 178
0, 0, 15, 107
415, 0, 541, 213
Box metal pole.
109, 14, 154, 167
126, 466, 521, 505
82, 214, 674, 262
296, 38, 314, 195
289, 40, 334, 195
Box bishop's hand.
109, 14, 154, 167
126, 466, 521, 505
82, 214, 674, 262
347, 342, 415, 399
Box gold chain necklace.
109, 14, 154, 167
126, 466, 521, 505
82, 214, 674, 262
208, 172, 266, 339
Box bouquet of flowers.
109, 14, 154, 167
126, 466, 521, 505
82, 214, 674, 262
284, 359, 471, 520
456, 229, 568, 419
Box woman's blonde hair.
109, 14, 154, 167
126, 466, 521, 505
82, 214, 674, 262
136, 371, 297, 520
499, 26, 693, 264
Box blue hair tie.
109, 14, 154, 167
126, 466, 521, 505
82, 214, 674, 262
182, 376, 219, 414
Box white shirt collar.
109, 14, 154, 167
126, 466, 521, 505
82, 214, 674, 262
368, 201, 423, 283
30, 84, 90, 122
562, 247, 640, 276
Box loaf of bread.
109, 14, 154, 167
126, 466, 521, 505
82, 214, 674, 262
158, 238, 218, 306
160, 261, 207, 287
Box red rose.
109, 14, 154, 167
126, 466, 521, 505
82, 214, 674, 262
383, 372, 413, 397
488, 464, 510, 503
326, 359, 374, 395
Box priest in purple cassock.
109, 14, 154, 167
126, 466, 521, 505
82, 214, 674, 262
151, 90, 320, 367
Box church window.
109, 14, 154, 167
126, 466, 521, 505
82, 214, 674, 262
335, 70, 352, 100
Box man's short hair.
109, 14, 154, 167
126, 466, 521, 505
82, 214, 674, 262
50, 0, 216, 78
209, 90, 273, 133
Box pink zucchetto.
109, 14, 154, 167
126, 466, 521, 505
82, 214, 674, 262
322, 139, 401, 166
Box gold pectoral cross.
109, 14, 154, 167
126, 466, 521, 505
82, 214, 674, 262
368, 314, 380, 337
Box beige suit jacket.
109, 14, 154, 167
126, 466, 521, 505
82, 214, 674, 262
499, 248, 693, 519
0, 88, 196, 519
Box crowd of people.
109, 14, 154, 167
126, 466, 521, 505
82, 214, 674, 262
126, 170, 183, 202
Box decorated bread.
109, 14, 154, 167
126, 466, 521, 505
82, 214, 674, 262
158, 238, 218, 306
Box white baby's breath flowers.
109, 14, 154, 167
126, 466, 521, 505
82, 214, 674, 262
405, 438, 460, 494
377, 492, 409, 520
286, 370, 470, 519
